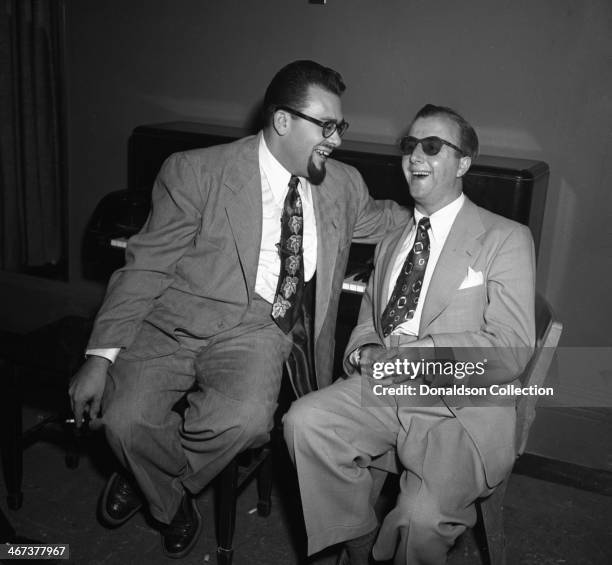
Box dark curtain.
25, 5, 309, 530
0, 0, 65, 274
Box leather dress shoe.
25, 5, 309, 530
99, 472, 143, 527
160, 492, 202, 559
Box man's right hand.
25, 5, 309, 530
356, 344, 386, 378
68, 355, 110, 428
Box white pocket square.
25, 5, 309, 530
458, 267, 484, 290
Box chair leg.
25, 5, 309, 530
0, 362, 24, 510
479, 479, 509, 565
216, 458, 239, 565
256, 449, 273, 517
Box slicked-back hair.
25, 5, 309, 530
263, 60, 346, 124
410, 104, 479, 160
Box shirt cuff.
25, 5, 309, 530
86, 347, 120, 364
348, 347, 361, 369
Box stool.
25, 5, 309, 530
215, 445, 273, 565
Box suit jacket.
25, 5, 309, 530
344, 196, 536, 486
88, 133, 409, 391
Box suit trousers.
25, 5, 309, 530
284, 374, 493, 564
101, 295, 294, 524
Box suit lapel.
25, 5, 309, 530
224, 136, 263, 298
311, 178, 341, 339
419, 198, 484, 333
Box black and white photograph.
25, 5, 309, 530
1, 1, 611, 564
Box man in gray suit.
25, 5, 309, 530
284, 105, 536, 564
68, 60, 408, 558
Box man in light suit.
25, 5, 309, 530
284, 104, 536, 564
68, 60, 408, 558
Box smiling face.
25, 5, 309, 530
403, 115, 471, 215
268, 84, 343, 185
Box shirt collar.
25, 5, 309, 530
414, 193, 465, 243
259, 134, 299, 205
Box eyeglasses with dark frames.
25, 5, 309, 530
277, 106, 349, 138
399, 136, 466, 157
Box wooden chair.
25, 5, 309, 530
477, 293, 563, 564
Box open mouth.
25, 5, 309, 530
410, 170, 430, 179
314, 147, 332, 160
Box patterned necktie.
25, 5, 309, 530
381, 217, 431, 337
271, 175, 304, 333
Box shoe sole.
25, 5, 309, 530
98, 472, 143, 528
161, 498, 203, 559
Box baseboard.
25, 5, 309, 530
514, 452, 612, 497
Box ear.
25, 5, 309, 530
456, 155, 471, 178
272, 108, 290, 136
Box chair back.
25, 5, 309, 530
514, 293, 563, 456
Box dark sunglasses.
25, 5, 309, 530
277, 106, 349, 138
399, 136, 465, 157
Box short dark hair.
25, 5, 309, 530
263, 60, 346, 124
410, 104, 479, 159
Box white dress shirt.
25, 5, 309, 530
255, 134, 317, 303
87, 134, 318, 363
387, 193, 465, 336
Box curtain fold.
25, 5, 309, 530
0, 0, 64, 274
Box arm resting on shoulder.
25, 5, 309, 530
348, 168, 409, 244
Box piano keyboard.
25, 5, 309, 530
110, 236, 367, 294
110, 237, 128, 249
341, 273, 367, 294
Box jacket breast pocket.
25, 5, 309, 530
441, 286, 487, 332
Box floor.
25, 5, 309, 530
2, 412, 612, 565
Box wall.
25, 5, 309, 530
3, 0, 611, 466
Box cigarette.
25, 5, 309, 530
65, 417, 92, 425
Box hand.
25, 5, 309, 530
361, 346, 415, 384
357, 344, 385, 378
68, 355, 110, 429
367, 337, 435, 386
